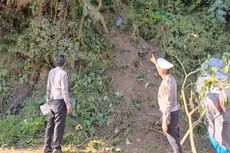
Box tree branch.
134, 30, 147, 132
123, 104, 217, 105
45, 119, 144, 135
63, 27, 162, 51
78, 13, 85, 36
174, 54, 187, 75
189, 105, 200, 116
174, 55, 202, 153
96, 0, 102, 11
180, 109, 207, 145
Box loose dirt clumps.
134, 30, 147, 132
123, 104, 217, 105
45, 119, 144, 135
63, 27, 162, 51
108, 29, 171, 152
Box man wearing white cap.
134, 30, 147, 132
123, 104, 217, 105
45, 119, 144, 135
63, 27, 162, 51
150, 54, 182, 153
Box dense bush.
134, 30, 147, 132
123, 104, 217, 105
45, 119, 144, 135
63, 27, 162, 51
0, 64, 115, 147
63, 69, 114, 145
123, 0, 230, 75
155, 11, 230, 74
0, 0, 114, 147
0, 98, 45, 147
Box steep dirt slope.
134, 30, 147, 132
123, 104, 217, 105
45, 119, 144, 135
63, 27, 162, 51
108, 29, 215, 153
108, 29, 172, 152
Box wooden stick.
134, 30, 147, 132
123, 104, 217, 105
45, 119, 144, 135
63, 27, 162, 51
76, 137, 96, 148
78, 13, 85, 36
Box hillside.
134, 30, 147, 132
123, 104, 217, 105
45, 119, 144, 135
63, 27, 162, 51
1, 0, 230, 153
0, 27, 216, 153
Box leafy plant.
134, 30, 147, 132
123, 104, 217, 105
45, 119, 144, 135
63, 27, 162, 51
122, 0, 230, 75
0, 98, 45, 147
70, 70, 113, 136
0, 69, 10, 94
208, 0, 230, 27
198, 52, 230, 107
132, 99, 141, 110
0, 68, 11, 113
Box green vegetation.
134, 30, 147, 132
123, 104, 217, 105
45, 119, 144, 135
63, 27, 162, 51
0, 97, 45, 146
125, 0, 230, 75
63, 70, 114, 145
199, 52, 230, 106
0, 0, 115, 147
0, 0, 230, 152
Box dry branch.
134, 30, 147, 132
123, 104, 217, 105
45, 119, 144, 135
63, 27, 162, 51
79, 0, 109, 35
174, 54, 201, 153
76, 137, 96, 148
96, 0, 102, 11
180, 109, 207, 145
78, 14, 85, 36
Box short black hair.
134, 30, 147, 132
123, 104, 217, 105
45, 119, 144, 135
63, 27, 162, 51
56, 55, 65, 67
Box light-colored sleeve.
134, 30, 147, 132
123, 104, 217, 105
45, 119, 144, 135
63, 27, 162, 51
46, 73, 51, 103
162, 82, 174, 126
61, 72, 71, 107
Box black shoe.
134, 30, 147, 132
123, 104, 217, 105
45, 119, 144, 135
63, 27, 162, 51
43, 146, 52, 153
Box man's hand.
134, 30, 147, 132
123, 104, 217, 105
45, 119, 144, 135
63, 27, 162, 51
67, 105, 73, 113
162, 123, 168, 135
150, 54, 157, 64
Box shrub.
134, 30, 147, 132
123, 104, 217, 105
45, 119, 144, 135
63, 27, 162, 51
0, 98, 45, 147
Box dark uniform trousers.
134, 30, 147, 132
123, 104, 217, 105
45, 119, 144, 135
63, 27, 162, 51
166, 110, 182, 153
44, 99, 67, 150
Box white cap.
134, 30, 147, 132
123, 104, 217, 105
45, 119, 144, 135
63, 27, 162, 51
157, 58, 174, 70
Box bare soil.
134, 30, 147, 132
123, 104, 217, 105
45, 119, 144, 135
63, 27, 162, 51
107, 29, 215, 153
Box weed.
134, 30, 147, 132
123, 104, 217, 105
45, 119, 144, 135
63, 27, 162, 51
132, 99, 141, 110
137, 71, 147, 85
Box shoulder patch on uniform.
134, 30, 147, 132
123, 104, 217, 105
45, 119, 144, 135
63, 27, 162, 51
162, 83, 169, 95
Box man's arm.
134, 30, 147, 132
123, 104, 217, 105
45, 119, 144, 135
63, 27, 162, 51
61, 72, 73, 113
161, 83, 174, 134
46, 74, 51, 104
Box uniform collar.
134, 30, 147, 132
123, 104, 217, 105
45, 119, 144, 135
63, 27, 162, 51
56, 66, 63, 70
162, 74, 170, 81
